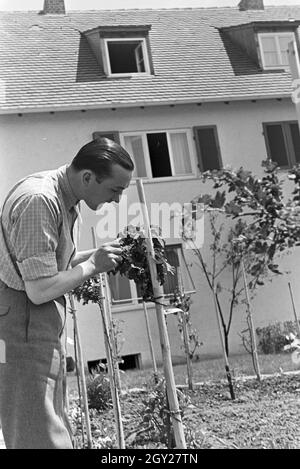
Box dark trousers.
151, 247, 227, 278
0, 285, 73, 449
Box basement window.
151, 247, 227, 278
258, 32, 295, 69
88, 354, 141, 372
104, 38, 150, 76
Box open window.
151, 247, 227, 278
83, 24, 153, 78
121, 129, 195, 179
258, 32, 295, 70
104, 38, 150, 75
104, 38, 150, 76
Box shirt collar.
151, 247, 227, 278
57, 165, 79, 211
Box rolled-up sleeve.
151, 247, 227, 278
10, 194, 60, 281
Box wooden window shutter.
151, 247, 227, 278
289, 123, 300, 164
163, 245, 180, 295
263, 123, 289, 167
193, 126, 222, 172
92, 131, 120, 144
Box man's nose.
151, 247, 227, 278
113, 194, 121, 204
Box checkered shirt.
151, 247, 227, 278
0, 165, 80, 291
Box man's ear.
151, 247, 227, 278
81, 170, 93, 186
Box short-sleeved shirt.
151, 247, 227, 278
0, 165, 80, 291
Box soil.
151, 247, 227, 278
71, 372, 300, 449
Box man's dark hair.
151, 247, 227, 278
71, 138, 134, 180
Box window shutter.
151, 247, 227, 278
289, 123, 300, 164
263, 123, 289, 167
193, 126, 222, 172
163, 246, 180, 295
92, 131, 120, 144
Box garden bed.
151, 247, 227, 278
68, 354, 300, 449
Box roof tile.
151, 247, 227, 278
1, 6, 300, 112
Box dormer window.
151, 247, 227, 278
104, 38, 150, 75
258, 32, 295, 69
83, 24, 153, 78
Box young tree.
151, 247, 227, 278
186, 161, 300, 358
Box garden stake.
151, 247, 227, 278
288, 282, 300, 338
212, 287, 235, 400
241, 257, 261, 381
136, 178, 187, 449
68, 294, 93, 448
103, 273, 122, 392
142, 301, 159, 382
91, 228, 125, 449
176, 267, 194, 392
72, 316, 85, 448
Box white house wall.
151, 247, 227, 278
0, 99, 300, 367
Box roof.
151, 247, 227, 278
1, 5, 300, 114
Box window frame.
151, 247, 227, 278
103, 37, 151, 77
263, 120, 300, 169
120, 128, 197, 180
109, 273, 138, 306
258, 32, 295, 70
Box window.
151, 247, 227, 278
104, 38, 150, 76
193, 126, 222, 172
163, 244, 195, 297
258, 32, 295, 69
121, 130, 195, 179
263, 121, 300, 168
109, 273, 132, 304
108, 244, 194, 307
88, 354, 141, 372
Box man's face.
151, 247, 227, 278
83, 164, 132, 211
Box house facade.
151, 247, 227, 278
1, 0, 300, 369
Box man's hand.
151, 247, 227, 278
88, 239, 123, 274
24, 239, 123, 305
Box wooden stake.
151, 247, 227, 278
241, 258, 262, 381
176, 267, 194, 391
91, 228, 125, 449
68, 294, 93, 448
103, 273, 122, 391
212, 287, 235, 400
288, 282, 300, 338
142, 301, 158, 380
136, 179, 186, 449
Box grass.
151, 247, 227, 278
117, 352, 300, 389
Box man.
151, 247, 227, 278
0, 138, 134, 449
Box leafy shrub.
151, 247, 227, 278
73, 225, 174, 305
256, 321, 300, 354
129, 375, 190, 448
87, 371, 112, 411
